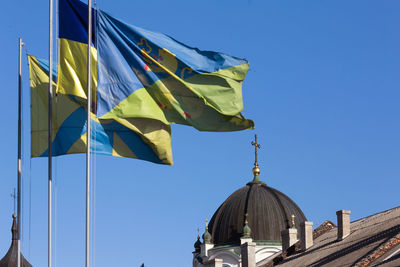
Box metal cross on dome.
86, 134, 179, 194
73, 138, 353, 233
251, 134, 261, 167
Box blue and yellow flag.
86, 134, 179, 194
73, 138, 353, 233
58, 0, 254, 132
29, 55, 173, 165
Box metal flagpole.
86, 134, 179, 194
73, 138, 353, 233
17, 37, 24, 267
48, 0, 54, 265
86, 0, 92, 266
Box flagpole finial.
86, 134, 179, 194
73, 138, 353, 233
251, 134, 261, 182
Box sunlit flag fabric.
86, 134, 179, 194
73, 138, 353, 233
29, 55, 173, 165
58, 0, 254, 132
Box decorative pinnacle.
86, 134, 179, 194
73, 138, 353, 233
291, 214, 296, 228
11, 214, 17, 240
202, 219, 212, 244
243, 213, 252, 238
251, 134, 261, 182
194, 227, 201, 251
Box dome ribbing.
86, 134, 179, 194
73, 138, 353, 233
208, 181, 306, 245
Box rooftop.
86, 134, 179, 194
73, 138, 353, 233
263, 206, 400, 267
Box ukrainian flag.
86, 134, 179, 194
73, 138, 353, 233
58, 0, 254, 132
29, 55, 173, 165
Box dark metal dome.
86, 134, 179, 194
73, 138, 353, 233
0, 215, 32, 267
208, 181, 306, 245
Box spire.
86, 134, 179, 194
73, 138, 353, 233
242, 213, 252, 238
250, 134, 263, 183
202, 219, 212, 244
11, 214, 17, 240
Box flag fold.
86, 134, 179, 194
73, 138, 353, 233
57, 0, 254, 132
29, 55, 173, 165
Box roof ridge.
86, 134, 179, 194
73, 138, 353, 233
353, 232, 400, 267
351, 206, 400, 224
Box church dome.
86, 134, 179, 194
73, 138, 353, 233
208, 179, 306, 245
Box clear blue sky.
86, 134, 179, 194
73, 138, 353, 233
1, 1, 399, 266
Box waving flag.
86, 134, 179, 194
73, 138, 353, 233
29, 55, 173, 165
57, 0, 254, 132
